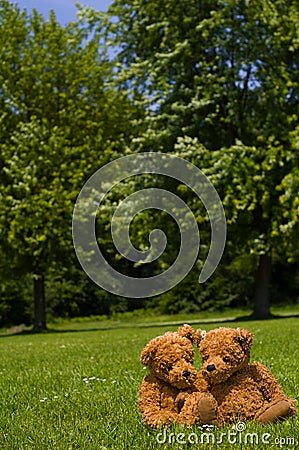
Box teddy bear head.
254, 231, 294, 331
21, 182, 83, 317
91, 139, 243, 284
140, 324, 198, 389
195, 327, 253, 385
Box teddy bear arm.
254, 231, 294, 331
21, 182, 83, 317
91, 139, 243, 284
175, 391, 190, 412
174, 371, 210, 414
139, 376, 179, 427
251, 362, 290, 402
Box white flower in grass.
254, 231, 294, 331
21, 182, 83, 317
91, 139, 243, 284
111, 380, 116, 384
83, 375, 109, 383
54, 395, 59, 399
40, 397, 48, 402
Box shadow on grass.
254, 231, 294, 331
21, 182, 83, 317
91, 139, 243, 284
1, 311, 299, 337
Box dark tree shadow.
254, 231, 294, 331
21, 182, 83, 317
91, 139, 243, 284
1, 311, 298, 337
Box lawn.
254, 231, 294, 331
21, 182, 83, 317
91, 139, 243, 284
0, 315, 298, 449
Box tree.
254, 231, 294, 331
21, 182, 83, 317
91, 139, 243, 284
0, 1, 135, 329
107, 0, 298, 150
175, 133, 299, 317
101, 0, 299, 316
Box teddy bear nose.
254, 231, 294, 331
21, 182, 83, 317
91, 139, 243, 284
207, 364, 216, 372
182, 370, 191, 378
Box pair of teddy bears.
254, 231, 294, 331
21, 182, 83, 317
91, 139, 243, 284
139, 325, 297, 427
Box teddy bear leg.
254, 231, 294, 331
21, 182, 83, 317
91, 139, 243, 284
179, 392, 220, 426
197, 393, 219, 424
255, 398, 297, 424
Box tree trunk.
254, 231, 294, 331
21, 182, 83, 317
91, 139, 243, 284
33, 274, 47, 331
253, 254, 272, 318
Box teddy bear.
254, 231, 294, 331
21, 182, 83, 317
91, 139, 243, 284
139, 324, 219, 427
195, 326, 297, 424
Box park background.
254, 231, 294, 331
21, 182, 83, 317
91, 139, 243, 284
0, 0, 298, 330
0, 2, 298, 450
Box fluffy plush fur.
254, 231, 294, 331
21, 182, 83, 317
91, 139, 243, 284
139, 325, 218, 427
195, 327, 297, 424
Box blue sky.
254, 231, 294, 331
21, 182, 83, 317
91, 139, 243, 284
12, 1, 113, 25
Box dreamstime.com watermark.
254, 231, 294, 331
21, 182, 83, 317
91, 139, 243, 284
156, 422, 297, 446
72, 152, 226, 298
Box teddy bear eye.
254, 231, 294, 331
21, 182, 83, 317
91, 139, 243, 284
223, 356, 230, 363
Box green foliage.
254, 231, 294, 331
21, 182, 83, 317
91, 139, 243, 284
101, 0, 299, 315
0, 2, 131, 270
174, 134, 299, 314
175, 134, 299, 259
0, 275, 32, 326
0, 1, 137, 326
107, 0, 298, 150
0, 0, 298, 324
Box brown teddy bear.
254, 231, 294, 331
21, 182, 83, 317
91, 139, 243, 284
195, 326, 297, 424
139, 324, 219, 427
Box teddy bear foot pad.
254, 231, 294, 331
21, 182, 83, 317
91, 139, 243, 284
256, 400, 296, 423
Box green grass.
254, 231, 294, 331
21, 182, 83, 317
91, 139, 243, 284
4, 303, 296, 335
0, 316, 298, 449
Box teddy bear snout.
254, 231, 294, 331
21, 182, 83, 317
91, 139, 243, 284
207, 364, 216, 372
182, 370, 191, 378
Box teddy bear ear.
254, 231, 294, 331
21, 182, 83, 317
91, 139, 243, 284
194, 329, 205, 346
235, 328, 254, 352
177, 324, 194, 342
140, 339, 157, 366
